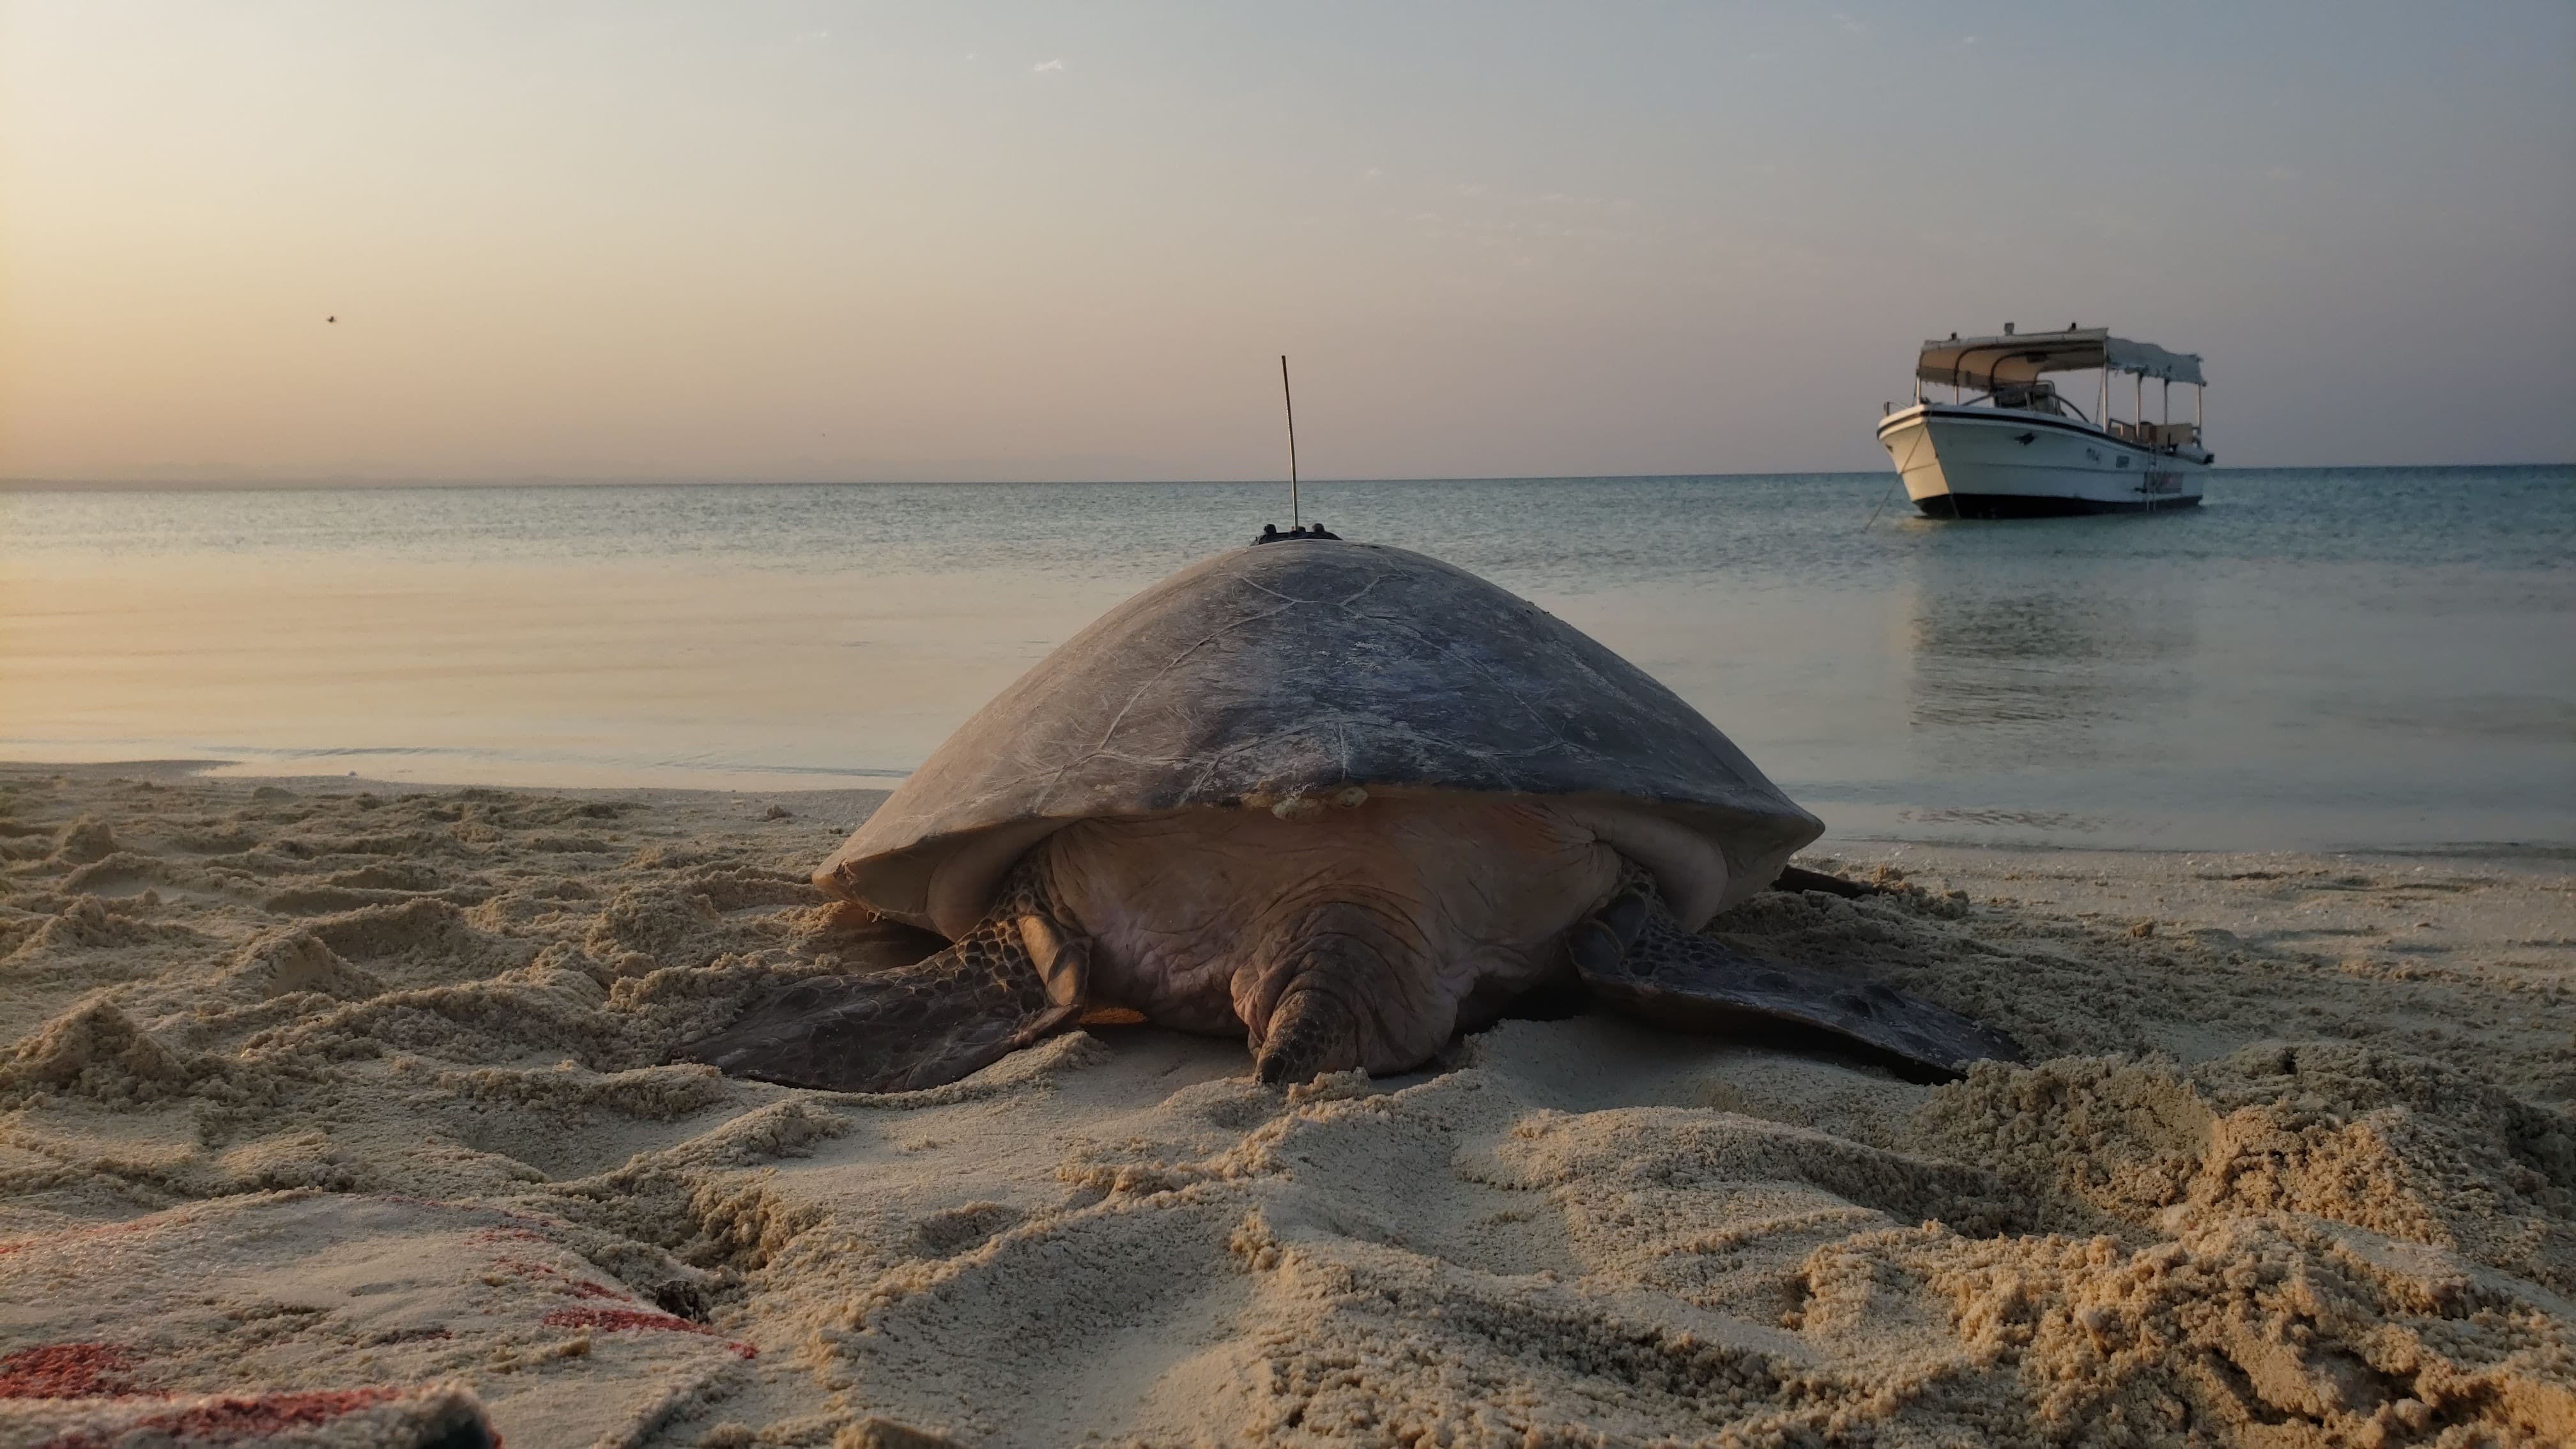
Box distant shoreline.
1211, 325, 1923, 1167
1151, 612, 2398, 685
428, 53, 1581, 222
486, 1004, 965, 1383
9, 760, 2567, 866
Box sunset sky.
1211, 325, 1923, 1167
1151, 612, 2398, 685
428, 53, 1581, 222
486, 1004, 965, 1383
3, 1, 2570, 483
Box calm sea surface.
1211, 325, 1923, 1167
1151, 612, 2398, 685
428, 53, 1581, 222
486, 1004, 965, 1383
4, 468, 2569, 852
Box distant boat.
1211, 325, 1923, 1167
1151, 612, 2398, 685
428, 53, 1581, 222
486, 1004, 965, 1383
1875, 325, 2212, 518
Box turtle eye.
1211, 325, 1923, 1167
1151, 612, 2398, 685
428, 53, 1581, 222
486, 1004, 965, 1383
1598, 892, 1650, 945
1568, 920, 1625, 975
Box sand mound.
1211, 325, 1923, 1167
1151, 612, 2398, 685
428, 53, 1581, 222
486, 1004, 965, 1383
0, 767, 2568, 1446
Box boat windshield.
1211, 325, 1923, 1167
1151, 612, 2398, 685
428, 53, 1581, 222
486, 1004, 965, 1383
1990, 381, 2074, 418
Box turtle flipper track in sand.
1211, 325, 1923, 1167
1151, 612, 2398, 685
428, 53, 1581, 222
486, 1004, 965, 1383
1568, 860, 2022, 1081
675, 862, 1091, 1093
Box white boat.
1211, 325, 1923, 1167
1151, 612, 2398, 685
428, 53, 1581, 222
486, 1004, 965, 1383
1874, 325, 2212, 518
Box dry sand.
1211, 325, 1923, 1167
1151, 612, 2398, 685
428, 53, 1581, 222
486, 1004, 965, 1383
1, 763, 2569, 1447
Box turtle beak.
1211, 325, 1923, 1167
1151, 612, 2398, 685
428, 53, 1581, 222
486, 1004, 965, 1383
1252, 984, 1362, 1085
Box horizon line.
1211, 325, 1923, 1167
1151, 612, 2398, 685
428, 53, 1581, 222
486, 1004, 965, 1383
5, 461, 2571, 492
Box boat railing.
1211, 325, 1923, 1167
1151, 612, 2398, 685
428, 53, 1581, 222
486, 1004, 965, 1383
2108, 418, 2199, 450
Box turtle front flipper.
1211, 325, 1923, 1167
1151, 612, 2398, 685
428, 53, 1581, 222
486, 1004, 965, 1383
1568, 862, 2021, 1082
675, 860, 1091, 1093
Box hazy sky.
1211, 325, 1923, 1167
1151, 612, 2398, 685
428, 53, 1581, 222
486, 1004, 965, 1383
4, 1, 2570, 482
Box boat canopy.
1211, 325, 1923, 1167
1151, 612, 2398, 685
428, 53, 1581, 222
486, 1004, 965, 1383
1915, 327, 2204, 390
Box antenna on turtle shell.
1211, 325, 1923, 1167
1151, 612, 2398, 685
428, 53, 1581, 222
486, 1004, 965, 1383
1281, 354, 1300, 530
1252, 356, 1339, 545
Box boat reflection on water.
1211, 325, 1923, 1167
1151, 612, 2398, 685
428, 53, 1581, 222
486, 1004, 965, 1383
1897, 539, 2198, 833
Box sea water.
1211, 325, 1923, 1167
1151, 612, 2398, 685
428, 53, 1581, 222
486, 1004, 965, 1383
3, 468, 2568, 852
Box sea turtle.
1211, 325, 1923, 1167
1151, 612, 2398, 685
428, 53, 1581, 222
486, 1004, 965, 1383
679, 540, 2020, 1092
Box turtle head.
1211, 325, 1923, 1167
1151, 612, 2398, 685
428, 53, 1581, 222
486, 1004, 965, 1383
1234, 900, 1423, 1084
1254, 981, 1363, 1084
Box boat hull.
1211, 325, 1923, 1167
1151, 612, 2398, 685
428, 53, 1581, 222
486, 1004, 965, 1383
1916, 491, 2202, 519
1874, 404, 2205, 518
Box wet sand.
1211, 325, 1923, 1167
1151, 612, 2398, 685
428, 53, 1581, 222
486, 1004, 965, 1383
1, 763, 2570, 1446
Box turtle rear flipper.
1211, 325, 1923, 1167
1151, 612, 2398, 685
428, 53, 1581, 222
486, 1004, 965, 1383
1570, 863, 2021, 1082
676, 862, 1091, 1094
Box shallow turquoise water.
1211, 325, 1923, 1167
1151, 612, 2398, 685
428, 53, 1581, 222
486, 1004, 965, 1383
4, 468, 2569, 851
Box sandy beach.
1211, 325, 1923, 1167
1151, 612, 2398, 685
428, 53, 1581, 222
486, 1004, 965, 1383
0, 761, 2567, 1446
